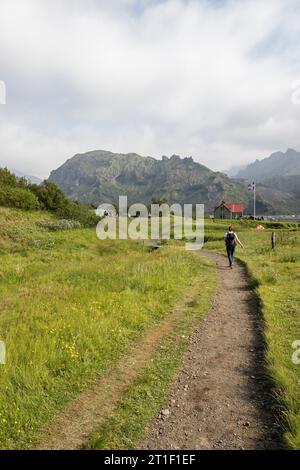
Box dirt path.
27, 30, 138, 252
35, 281, 201, 450
140, 252, 282, 450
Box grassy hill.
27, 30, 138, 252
0, 167, 99, 226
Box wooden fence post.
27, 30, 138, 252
271, 231, 276, 249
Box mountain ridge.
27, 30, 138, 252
235, 148, 300, 181
48, 150, 300, 214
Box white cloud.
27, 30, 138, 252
0, 0, 300, 177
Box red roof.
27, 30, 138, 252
223, 203, 246, 213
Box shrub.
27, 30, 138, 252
0, 186, 40, 210
0, 169, 99, 227
0, 167, 30, 189
55, 202, 99, 227
29, 181, 68, 212
30, 182, 99, 227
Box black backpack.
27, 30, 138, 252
225, 232, 236, 246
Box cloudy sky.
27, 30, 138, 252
0, 0, 300, 178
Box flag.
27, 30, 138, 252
248, 181, 256, 191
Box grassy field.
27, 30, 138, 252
204, 218, 300, 448
1, 206, 299, 449
87, 261, 216, 450
0, 207, 217, 449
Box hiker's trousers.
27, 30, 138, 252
226, 244, 236, 267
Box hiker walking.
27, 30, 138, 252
224, 225, 244, 269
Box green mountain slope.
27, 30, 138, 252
48, 150, 300, 214
262, 175, 300, 195
236, 148, 300, 182
48, 151, 245, 212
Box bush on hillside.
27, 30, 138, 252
55, 202, 99, 227
0, 167, 30, 188
0, 168, 18, 187
30, 181, 99, 226
0, 186, 40, 210
0, 169, 99, 227
29, 181, 68, 212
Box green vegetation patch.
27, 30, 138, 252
87, 257, 217, 450
0, 208, 216, 449
0, 168, 98, 226
204, 219, 300, 449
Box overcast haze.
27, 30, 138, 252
0, 0, 300, 178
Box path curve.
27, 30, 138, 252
35, 280, 201, 450
140, 252, 282, 450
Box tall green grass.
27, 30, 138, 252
88, 260, 216, 450
0, 208, 216, 449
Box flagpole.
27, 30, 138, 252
247, 181, 256, 218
